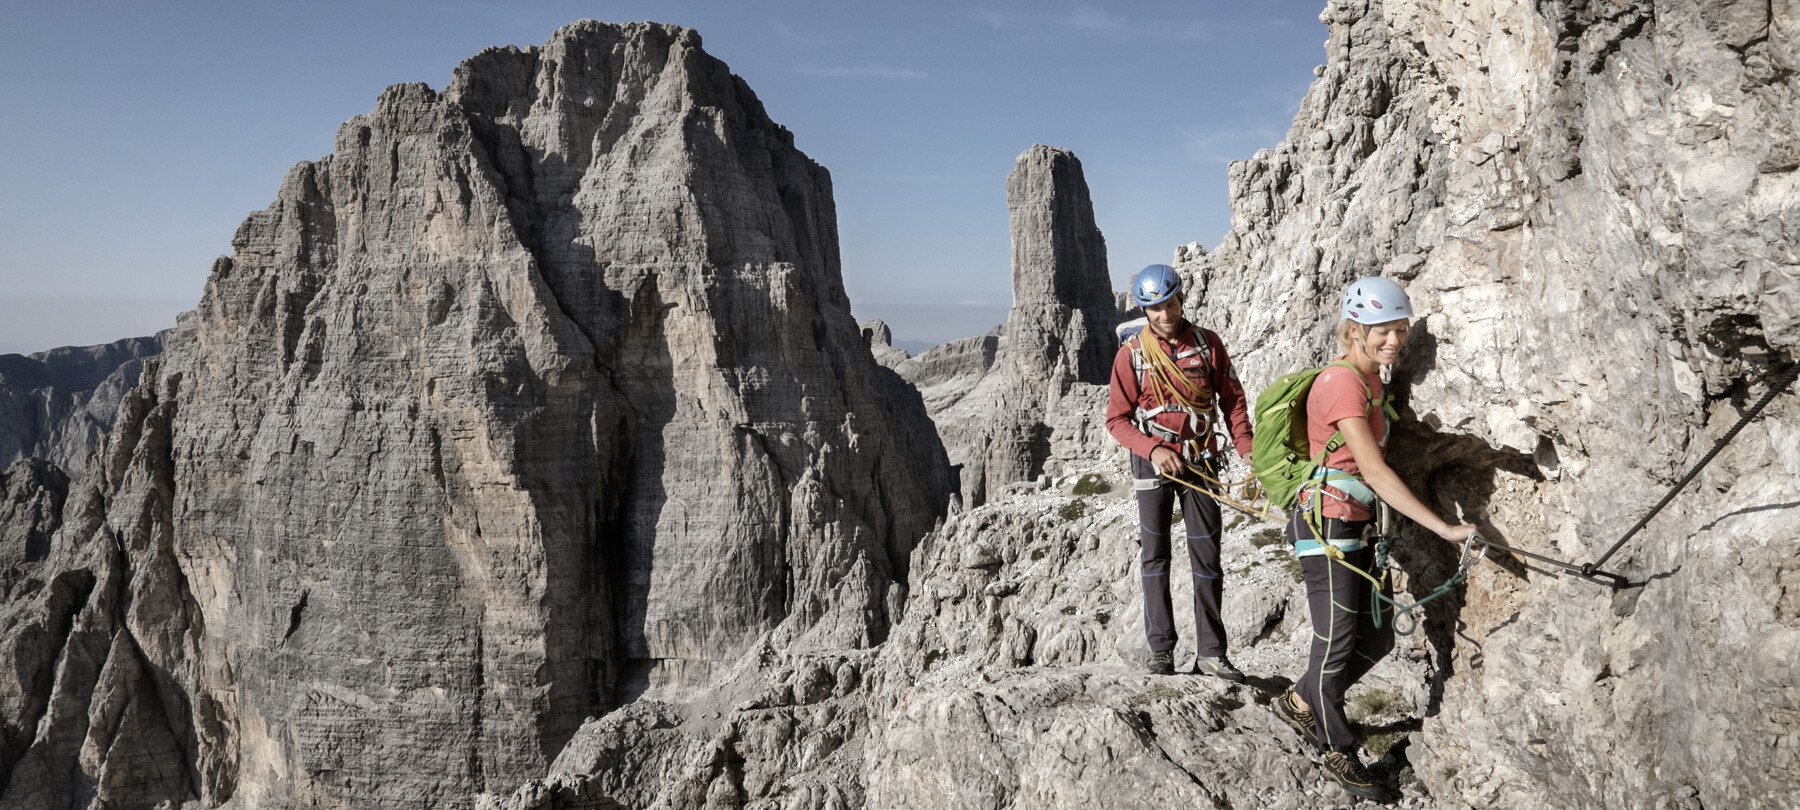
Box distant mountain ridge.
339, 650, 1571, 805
0, 331, 165, 478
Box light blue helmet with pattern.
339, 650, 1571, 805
1341, 276, 1413, 325
1131, 264, 1183, 307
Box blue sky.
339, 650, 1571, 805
0, 1, 1326, 355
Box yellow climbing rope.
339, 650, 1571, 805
1138, 327, 1212, 416
1155, 445, 1281, 524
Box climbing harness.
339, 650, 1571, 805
1125, 319, 1271, 517
1155, 451, 1278, 522
1361, 504, 1487, 635
1291, 489, 1482, 635
1126, 323, 1216, 447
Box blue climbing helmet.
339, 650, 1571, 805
1340, 276, 1413, 325
1131, 264, 1183, 307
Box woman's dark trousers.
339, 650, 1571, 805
1287, 510, 1396, 752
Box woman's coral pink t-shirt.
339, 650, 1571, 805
1305, 359, 1387, 522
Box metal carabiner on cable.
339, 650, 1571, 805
1458, 531, 1489, 573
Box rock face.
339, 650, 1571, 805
470, 2, 1800, 808
0, 334, 165, 477
896, 145, 1122, 507
0, 21, 945, 810
8, 2, 1800, 808
1175, 0, 1800, 806
0, 459, 66, 582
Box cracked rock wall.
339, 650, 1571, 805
1179, 1, 1800, 806
445, 3, 1800, 808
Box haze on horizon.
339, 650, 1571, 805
0, 0, 1326, 356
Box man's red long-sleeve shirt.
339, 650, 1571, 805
1105, 322, 1254, 461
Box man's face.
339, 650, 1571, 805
1144, 296, 1184, 338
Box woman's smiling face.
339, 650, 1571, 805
1360, 320, 1410, 365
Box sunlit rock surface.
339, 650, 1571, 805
1178, 1, 1800, 806
5, 2, 1798, 808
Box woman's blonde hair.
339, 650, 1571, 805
1335, 319, 1365, 352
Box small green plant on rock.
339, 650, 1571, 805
922, 649, 945, 672
1250, 528, 1285, 548
1072, 474, 1112, 496
1094, 610, 1111, 628
1362, 730, 1406, 759
1347, 687, 1406, 722
1059, 605, 1077, 616
1283, 557, 1304, 583
1030, 547, 1047, 561
1058, 500, 1088, 522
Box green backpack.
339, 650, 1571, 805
1250, 360, 1393, 511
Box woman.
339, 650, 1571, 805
1268, 276, 1477, 801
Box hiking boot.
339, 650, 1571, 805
1322, 749, 1388, 802
1270, 689, 1316, 741
1194, 656, 1245, 682
1146, 650, 1175, 675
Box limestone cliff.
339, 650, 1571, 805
0, 21, 945, 810
1177, 0, 1800, 806
7, 2, 1799, 808
474, 2, 1800, 808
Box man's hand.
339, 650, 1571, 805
1150, 446, 1185, 476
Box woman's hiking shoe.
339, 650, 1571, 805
1270, 689, 1316, 740
1322, 750, 1388, 802
1194, 656, 1245, 682
1147, 650, 1176, 675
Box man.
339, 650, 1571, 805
1105, 264, 1255, 679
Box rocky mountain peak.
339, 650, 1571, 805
1003, 144, 1116, 387
0, 20, 946, 810
6, 4, 1798, 809
893, 144, 1122, 508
